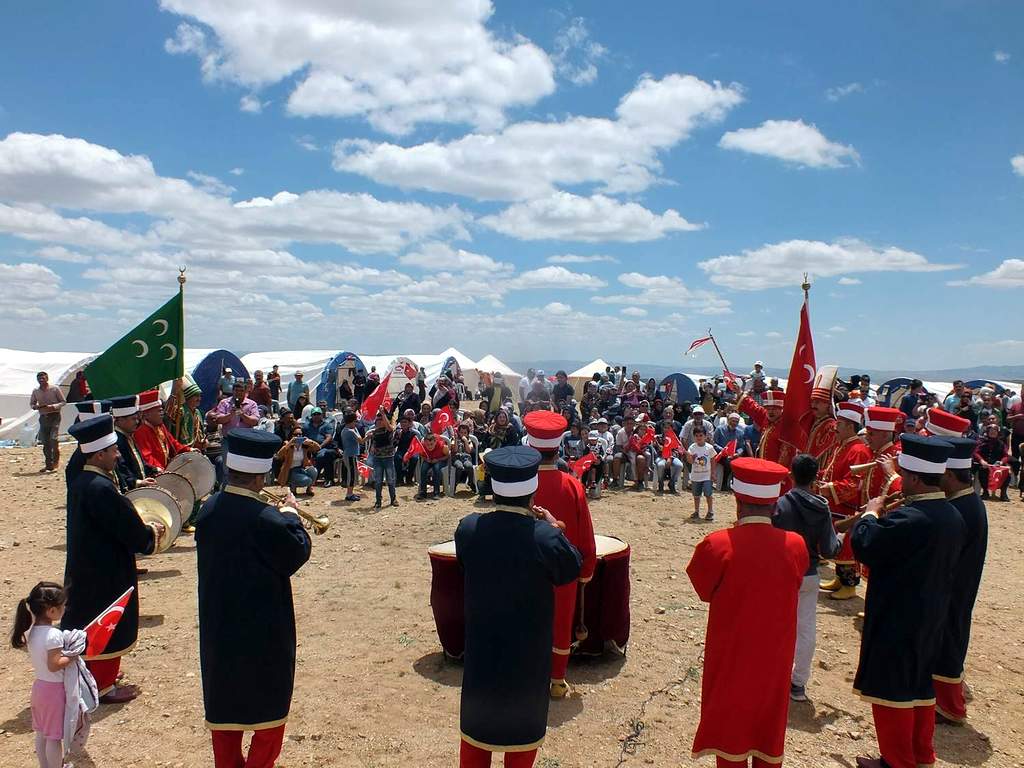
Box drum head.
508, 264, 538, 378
126, 486, 182, 552
427, 540, 457, 558
165, 452, 216, 499
595, 534, 628, 558
155, 472, 196, 513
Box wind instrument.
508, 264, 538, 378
259, 487, 331, 535
849, 462, 876, 477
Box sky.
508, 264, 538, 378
0, 1, 1022, 370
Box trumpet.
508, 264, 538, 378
259, 487, 331, 535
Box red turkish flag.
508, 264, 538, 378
404, 435, 425, 462
359, 371, 393, 420
571, 452, 597, 477
431, 405, 455, 435
661, 428, 681, 459
714, 439, 738, 463
357, 460, 372, 481
403, 362, 417, 380
778, 297, 816, 463
85, 586, 133, 657
686, 336, 712, 355
639, 426, 655, 447
723, 369, 740, 392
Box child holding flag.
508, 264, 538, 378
687, 427, 719, 521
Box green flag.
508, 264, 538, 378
85, 291, 185, 398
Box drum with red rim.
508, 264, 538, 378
427, 540, 464, 659
574, 534, 631, 656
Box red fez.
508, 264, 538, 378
924, 407, 970, 437
524, 410, 568, 449
138, 389, 161, 412
730, 458, 790, 505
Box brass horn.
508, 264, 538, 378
260, 487, 331, 535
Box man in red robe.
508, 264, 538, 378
806, 366, 838, 465
687, 457, 808, 767
133, 389, 190, 471
861, 407, 903, 509
817, 401, 873, 600
524, 410, 597, 699
737, 390, 787, 465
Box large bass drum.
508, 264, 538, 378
165, 451, 216, 499
154, 472, 197, 514
126, 486, 182, 553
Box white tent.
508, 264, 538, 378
474, 354, 522, 381
0, 348, 97, 442
569, 358, 611, 381
239, 350, 338, 406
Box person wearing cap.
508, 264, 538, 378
286, 371, 309, 412
860, 407, 904, 514
921, 407, 970, 440
110, 395, 155, 492
217, 368, 234, 398
687, 457, 809, 766
807, 367, 839, 466
65, 400, 112, 493
737, 388, 790, 467
196, 429, 312, 768
748, 361, 767, 403
63, 414, 163, 704
850, 435, 964, 768
133, 389, 191, 473
166, 381, 207, 451
525, 411, 597, 699
931, 437, 988, 726
816, 401, 873, 600
454, 446, 582, 766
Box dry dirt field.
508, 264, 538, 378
1, 445, 1022, 768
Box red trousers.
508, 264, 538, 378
211, 725, 286, 768
460, 740, 537, 767
715, 757, 774, 768
934, 679, 967, 723
871, 703, 936, 768
86, 657, 121, 695
551, 582, 577, 682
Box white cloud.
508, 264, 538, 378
0, 262, 63, 303
0, 203, 153, 251
33, 245, 93, 264
828, 325, 847, 333
837, 276, 861, 285
506, 265, 606, 290
239, 94, 266, 113
825, 82, 864, 102
1012, 155, 1024, 177
186, 170, 235, 196
399, 241, 512, 273
764, 331, 782, 338
552, 17, 606, 86
592, 272, 731, 314
719, 119, 859, 168
228, 167, 244, 176
699, 238, 961, 290
620, 306, 647, 317
736, 330, 756, 337
295, 136, 319, 152
481, 192, 702, 242
333, 74, 744, 200
545, 301, 572, 315
160, 0, 556, 135
994, 50, 1011, 63
948, 259, 1024, 288
546, 254, 618, 264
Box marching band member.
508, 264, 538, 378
817, 401, 873, 600
110, 395, 154, 492
687, 458, 809, 767
132, 389, 190, 472
806, 366, 838, 465
455, 446, 581, 767
166, 381, 207, 449
65, 400, 112, 493
62, 414, 162, 703
196, 429, 311, 768
934, 437, 988, 725
861, 407, 904, 509
737, 390, 788, 465
524, 411, 597, 700
851, 435, 964, 768
922, 407, 970, 439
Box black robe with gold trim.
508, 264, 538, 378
455, 510, 581, 751
934, 488, 988, 683
62, 466, 157, 658
851, 492, 964, 706
114, 428, 152, 492
196, 486, 311, 730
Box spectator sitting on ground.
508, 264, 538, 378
551, 370, 574, 409
416, 432, 449, 500
976, 423, 1011, 501
275, 427, 320, 497
485, 408, 521, 450
451, 421, 478, 492
480, 373, 513, 417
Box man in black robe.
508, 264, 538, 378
455, 445, 581, 767
196, 429, 311, 768
110, 394, 155, 492
62, 413, 161, 703
65, 400, 111, 501
851, 434, 965, 768
934, 436, 988, 724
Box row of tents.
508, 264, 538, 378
1, 346, 1018, 443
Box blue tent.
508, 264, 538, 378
659, 373, 700, 404
876, 377, 912, 407
316, 351, 367, 409
964, 379, 1008, 396
192, 350, 249, 413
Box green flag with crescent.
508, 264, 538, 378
84, 291, 184, 399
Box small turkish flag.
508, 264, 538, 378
723, 369, 740, 392
357, 460, 372, 481
403, 362, 417, 380
431, 405, 455, 435
85, 586, 134, 657
661, 428, 681, 459
685, 336, 712, 355
572, 452, 597, 477
714, 439, 738, 463
639, 427, 654, 448
359, 371, 393, 420
404, 435, 425, 462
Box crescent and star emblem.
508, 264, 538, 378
161, 343, 178, 361
803, 364, 815, 383
132, 340, 149, 357
152, 319, 169, 336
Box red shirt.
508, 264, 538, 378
1008, 402, 1024, 437
250, 382, 272, 408
423, 441, 447, 462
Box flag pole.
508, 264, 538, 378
172, 268, 187, 436
802, 272, 811, 302
707, 327, 732, 374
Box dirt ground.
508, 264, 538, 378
0, 444, 1021, 768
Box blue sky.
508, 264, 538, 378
0, 1, 1021, 370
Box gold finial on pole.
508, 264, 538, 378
178, 266, 187, 287
801, 272, 811, 300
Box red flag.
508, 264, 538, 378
661, 428, 681, 459
778, 297, 816, 462
685, 336, 712, 355
85, 586, 134, 657
359, 371, 393, 420
714, 439, 737, 463
357, 459, 372, 481
571, 452, 597, 477
723, 369, 740, 392
404, 435, 425, 462
627, 434, 642, 453
402, 362, 417, 380
639, 426, 654, 447
431, 405, 455, 435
